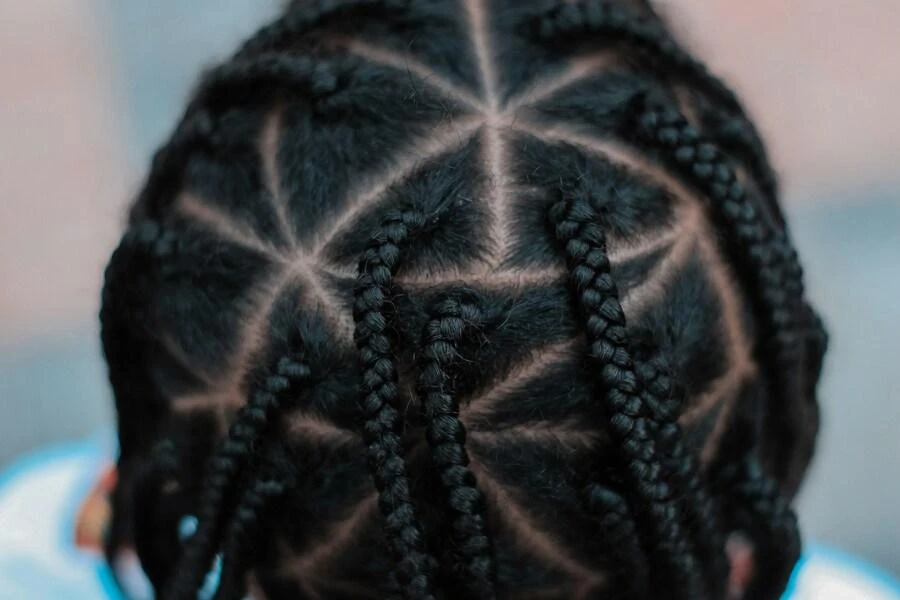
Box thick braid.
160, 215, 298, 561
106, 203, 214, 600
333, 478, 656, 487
236, 0, 412, 59
627, 94, 827, 493
702, 107, 780, 207
212, 474, 291, 600
417, 294, 497, 600
529, 1, 777, 200
637, 356, 728, 598
549, 194, 705, 599
717, 456, 801, 600
628, 95, 802, 362
529, 1, 816, 385
164, 356, 311, 600
584, 484, 650, 599
353, 209, 438, 600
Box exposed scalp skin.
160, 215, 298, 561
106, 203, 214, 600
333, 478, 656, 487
99, 1, 826, 599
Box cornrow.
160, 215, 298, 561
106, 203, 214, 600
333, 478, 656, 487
417, 293, 496, 599
549, 193, 705, 599
165, 356, 311, 600
352, 208, 438, 600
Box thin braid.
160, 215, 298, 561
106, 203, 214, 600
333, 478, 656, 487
529, 1, 778, 201
549, 194, 706, 599
717, 456, 802, 600
417, 294, 497, 600
637, 356, 728, 598
212, 474, 291, 600
164, 356, 311, 600
353, 208, 438, 600
584, 483, 650, 599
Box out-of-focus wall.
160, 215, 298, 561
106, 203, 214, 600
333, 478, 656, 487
0, 0, 128, 345
667, 1, 900, 198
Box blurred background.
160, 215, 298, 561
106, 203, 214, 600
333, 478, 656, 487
1, 0, 898, 578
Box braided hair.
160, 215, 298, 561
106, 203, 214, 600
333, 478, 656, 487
100, 1, 826, 599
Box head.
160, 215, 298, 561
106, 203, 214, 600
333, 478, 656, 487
99, 1, 827, 599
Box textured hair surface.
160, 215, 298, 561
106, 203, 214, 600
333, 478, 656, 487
100, 1, 826, 599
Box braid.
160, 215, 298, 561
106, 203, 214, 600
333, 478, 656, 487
529, 1, 778, 202
584, 484, 649, 599
637, 356, 728, 598
626, 94, 828, 496
630, 96, 800, 354
352, 208, 438, 600
717, 456, 801, 600
529, 0, 825, 514
212, 471, 291, 600
549, 193, 705, 599
165, 356, 311, 600
417, 294, 497, 599
702, 106, 780, 209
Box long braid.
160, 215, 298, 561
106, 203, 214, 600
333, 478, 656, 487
626, 95, 824, 495
164, 356, 311, 600
529, 1, 779, 203
631, 97, 798, 354
637, 355, 728, 598
120, 50, 361, 600
550, 193, 706, 599
417, 294, 497, 599
527, 2, 819, 363
584, 483, 650, 599
212, 469, 292, 600
353, 208, 438, 600
527, 2, 824, 490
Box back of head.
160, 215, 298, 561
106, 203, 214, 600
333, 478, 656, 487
99, 1, 827, 599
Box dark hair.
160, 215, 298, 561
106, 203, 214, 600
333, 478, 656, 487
100, 1, 827, 599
